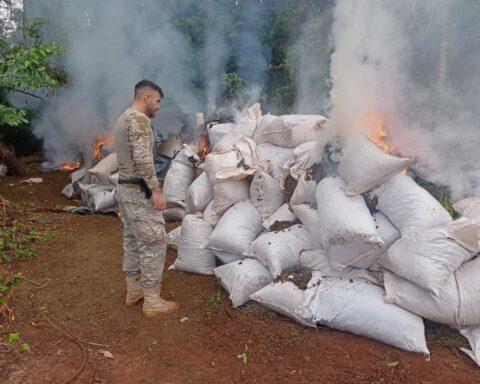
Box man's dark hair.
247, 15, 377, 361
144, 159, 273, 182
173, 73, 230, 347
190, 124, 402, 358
134, 79, 164, 99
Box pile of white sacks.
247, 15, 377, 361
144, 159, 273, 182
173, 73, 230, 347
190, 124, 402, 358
165, 103, 480, 365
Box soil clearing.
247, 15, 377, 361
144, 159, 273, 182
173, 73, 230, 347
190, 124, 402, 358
0, 169, 479, 384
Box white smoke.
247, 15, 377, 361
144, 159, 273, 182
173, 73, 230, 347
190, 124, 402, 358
328, 0, 480, 199
28, 0, 271, 166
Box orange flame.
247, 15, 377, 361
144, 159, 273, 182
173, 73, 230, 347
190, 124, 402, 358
356, 111, 395, 155
93, 131, 114, 161
60, 162, 81, 171
199, 135, 210, 160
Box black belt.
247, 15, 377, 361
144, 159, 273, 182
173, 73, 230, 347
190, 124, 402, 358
118, 178, 152, 199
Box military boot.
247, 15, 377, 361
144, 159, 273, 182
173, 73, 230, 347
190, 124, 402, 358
125, 273, 143, 307
142, 284, 180, 317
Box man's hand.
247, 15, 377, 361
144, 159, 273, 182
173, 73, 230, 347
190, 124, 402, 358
151, 187, 166, 211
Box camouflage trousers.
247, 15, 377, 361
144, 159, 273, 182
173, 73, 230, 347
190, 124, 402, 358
116, 184, 166, 288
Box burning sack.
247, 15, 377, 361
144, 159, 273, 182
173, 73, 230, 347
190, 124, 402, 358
208, 200, 263, 255
214, 258, 272, 307
315, 177, 384, 270
163, 148, 196, 208
207, 122, 235, 147
384, 256, 480, 326
262, 203, 298, 231
373, 173, 452, 236
171, 213, 216, 275
246, 224, 315, 278
250, 281, 315, 327
250, 170, 284, 220
213, 103, 262, 152
380, 218, 480, 295
299, 273, 429, 354
87, 153, 118, 184
259, 115, 328, 148
337, 134, 411, 196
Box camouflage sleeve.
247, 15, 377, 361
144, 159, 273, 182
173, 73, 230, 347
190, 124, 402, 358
127, 114, 159, 190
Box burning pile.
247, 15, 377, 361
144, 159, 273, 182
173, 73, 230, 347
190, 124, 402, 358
163, 103, 480, 365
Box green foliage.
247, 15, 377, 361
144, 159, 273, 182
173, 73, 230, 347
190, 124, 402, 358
223, 72, 246, 101
0, 14, 63, 128
0, 222, 57, 263
414, 176, 460, 219
0, 274, 23, 305
207, 291, 223, 306
4, 331, 30, 353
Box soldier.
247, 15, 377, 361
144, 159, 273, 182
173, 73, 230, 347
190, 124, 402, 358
113, 79, 179, 317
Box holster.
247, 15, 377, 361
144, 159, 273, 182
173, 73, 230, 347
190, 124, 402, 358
118, 178, 152, 199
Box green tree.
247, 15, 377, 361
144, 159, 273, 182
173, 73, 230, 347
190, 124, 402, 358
0, 2, 63, 128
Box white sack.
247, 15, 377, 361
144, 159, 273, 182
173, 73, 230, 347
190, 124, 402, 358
380, 218, 480, 295
208, 200, 263, 255
246, 224, 315, 278
167, 226, 181, 250
215, 138, 263, 181
250, 282, 314, 327
253, 113, 276, 144
256, 144, 293, 182
262, 203, 297, 231
186, 172, 213, 213
213, 249, 243, 265
374, 173, 452, 236
163, 149, 195, 208
211, 180, 250, 224
299, 249, 330, 272
250, 171, 284, 220
203, 151, 238, 183
91, 187, 116, 211
162, 207, 187, 222
384, 257, 480, 326
459, 325, 480, 367
337, 135, 411, 196
87, 153, 118, 183
289, 172, 316, 206
316, 177, 384, 270
213, 103, 262, 151
291, 204, 322, 248
173, 214, 216, 275
280, 141, 318, 182
202, 200, 214, 227
208, 122, 235, 147
300, 275, 429, 354
62, 183, 75, 199
214, 258, 272, 307
372, 212, 400, 248
453, 197, 480, 219
109, 172, 119, 185
261, 115, 328, 148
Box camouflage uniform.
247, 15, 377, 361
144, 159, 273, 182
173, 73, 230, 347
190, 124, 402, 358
113, 107, 166, 288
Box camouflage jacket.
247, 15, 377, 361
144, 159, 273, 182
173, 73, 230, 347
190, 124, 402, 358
113, 107, 159, 190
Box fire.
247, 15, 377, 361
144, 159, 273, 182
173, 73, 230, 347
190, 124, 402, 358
198, 135, 210, 160
357, 111, 395, 155
93, 131, 114, 161
60, 162, 81, 171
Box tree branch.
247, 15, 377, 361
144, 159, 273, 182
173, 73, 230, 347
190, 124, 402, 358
13, 88, 44, 100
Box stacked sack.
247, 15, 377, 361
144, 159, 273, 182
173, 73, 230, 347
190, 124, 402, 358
166, 104, 480, 365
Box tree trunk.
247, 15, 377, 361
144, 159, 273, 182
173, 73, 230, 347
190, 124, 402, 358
0, 144, 30, 176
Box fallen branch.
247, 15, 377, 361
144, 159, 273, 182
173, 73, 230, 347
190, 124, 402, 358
24, 278, 51, 290
62, 322, 121, 348
42, 313, 87, 384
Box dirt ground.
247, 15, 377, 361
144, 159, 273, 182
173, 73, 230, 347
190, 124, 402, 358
0, 169, 479, 384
